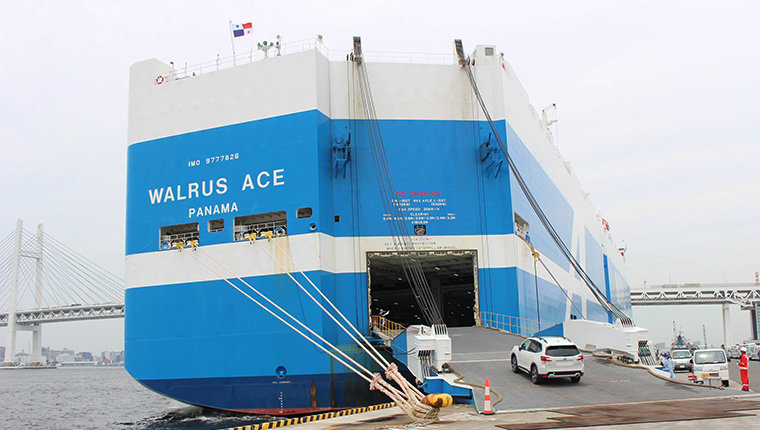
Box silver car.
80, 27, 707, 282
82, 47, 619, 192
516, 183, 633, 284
671, 349, 692, 372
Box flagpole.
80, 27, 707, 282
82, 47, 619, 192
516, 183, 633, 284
228, 20, 236, 65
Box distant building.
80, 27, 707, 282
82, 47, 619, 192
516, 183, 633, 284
15, 352, 32, 365
76, 352, 94, 362
47, 348, 75, 364
57, 353, 75, 363
101, 350, 125, 364
0, 346, 5, 362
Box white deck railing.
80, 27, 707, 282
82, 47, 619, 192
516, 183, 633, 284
160, 37, 455, 83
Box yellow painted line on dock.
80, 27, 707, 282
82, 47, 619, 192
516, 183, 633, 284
218, 402, 397, 430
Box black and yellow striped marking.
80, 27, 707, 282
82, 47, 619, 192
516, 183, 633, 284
219, 402, 397, 430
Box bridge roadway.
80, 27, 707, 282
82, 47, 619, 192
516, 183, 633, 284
631, 282, 760, 309
445, 327, 747, 412
0, 303, 124, 327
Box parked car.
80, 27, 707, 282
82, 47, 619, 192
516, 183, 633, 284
671, 349, 692, 372
691, 348, 729, 387
510, 336, 584, 384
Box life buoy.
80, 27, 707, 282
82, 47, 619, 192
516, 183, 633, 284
155, 75, 164, 85
161, 241, 171, 250
274, 226, 286, 237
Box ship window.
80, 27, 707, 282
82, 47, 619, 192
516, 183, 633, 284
234, 211, 287, 241
208, 219, 224, 233
297, 207, 313, 219
334, 215, 340, 222
514, 213, 530, 241
159, 222, 199, 249
484, 47, 494, 56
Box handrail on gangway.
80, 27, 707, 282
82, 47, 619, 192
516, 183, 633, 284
370, 315, 406, 340
477, 311, 541, 338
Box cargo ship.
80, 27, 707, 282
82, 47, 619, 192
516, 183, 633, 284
125, 37, 634, 414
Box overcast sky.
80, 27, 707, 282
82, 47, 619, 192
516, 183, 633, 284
1, 1, 758, 353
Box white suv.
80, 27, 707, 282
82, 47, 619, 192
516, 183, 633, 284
510, 336, 584, 384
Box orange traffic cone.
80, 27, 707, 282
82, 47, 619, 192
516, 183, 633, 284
482, 377, 494, 415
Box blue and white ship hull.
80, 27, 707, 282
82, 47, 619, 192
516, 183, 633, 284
125, 42, 633, 413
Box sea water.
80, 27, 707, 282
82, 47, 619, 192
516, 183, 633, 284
0, 367, 266, 429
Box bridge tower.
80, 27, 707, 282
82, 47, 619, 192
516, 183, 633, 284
3, 219, 44, 364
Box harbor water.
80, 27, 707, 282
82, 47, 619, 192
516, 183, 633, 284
0, 367, 266, 429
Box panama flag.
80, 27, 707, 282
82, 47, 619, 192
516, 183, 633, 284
232, 22, 252, 37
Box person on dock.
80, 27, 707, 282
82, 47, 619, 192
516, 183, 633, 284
660, 352, 675, 379
379, 309, 389, 329
738, 347, 749, 391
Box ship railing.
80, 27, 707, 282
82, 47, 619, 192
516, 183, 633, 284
371, 315, 406, 340
163, 37, 455, 82
166, 38, 329, 81
477, 311, 542, 338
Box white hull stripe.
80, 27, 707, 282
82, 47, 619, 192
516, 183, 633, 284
126, 232, 599, 303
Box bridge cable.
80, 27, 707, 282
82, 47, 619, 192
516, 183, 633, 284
41, 238, 123, 301
45, 234, 125, 288
40, 239, 123, 303
39, 242, 103, 304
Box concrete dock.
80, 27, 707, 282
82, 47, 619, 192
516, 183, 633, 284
445, 327, 746, 412
225, 327, 759, 429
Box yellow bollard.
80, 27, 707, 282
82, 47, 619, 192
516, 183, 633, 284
422, 393, 453, 408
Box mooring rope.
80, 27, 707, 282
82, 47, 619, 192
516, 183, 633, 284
236, 237, 392, 372
187, 244, 433, 414
245, 236, 426, 400
182, 246, 374, 382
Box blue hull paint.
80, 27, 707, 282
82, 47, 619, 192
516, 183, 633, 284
125, 108, 627, 411
139, 372, 387, 412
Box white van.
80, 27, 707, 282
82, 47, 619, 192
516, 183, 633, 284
691, 348, 729, 387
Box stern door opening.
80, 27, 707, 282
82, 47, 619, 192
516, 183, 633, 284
367, 251, 477, 327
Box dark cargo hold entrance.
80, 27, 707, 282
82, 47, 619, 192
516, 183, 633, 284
367, 250, 477, 327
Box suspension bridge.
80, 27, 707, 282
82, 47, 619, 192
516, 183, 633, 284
0, 219, 124, 364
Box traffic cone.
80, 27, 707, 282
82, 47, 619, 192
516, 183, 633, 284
482, 377, 494, 415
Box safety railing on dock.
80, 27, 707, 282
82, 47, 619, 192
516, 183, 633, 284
477, 311, 541, 337
370, 315, 406, 339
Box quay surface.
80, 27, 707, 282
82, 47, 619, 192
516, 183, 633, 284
229, 327, 759, 429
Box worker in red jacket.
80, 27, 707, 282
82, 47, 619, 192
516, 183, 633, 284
739, 347, 749, 391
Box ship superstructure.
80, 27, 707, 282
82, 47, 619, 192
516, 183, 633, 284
125, 38, 633, 413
